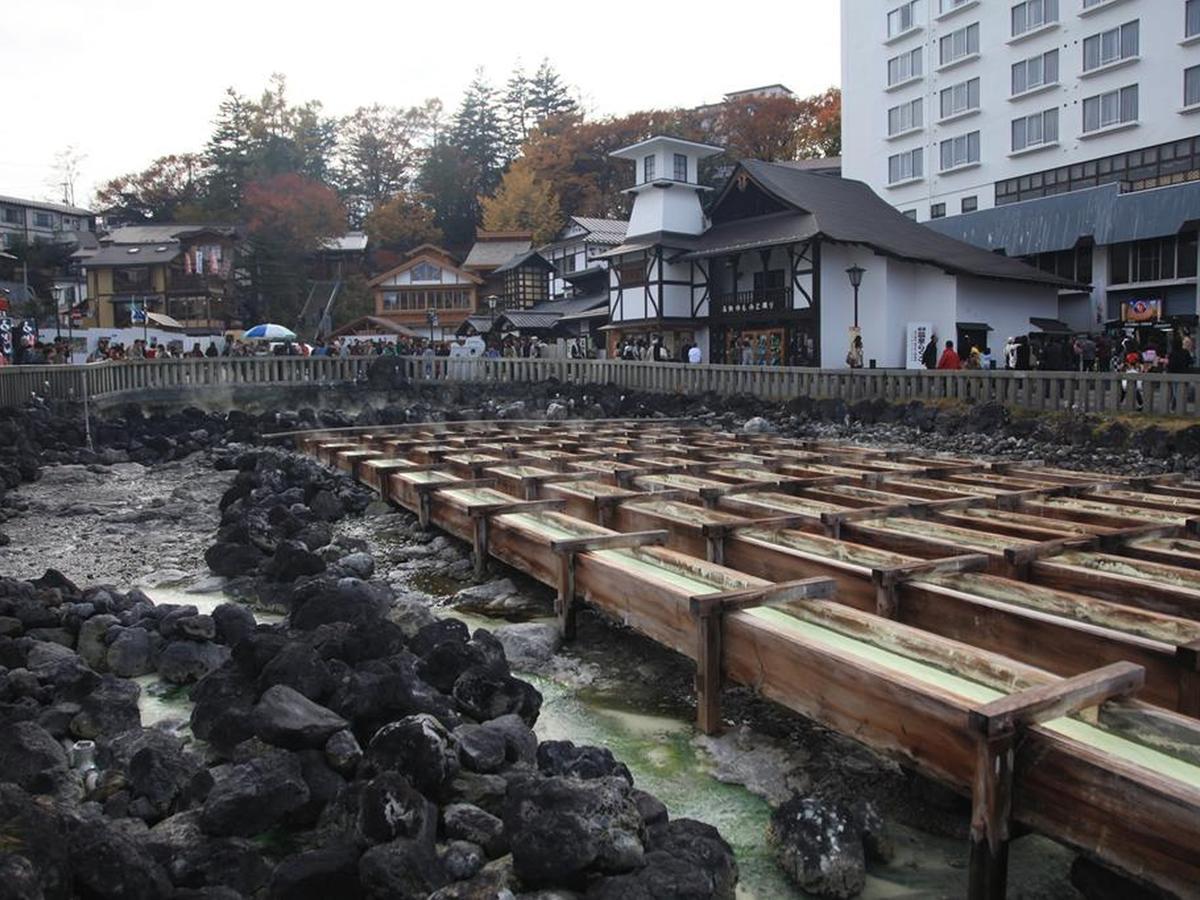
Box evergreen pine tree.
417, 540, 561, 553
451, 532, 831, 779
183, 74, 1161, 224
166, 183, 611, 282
204, 88, 256, 212
501, 62, 530, 160
449, 68, 505, 195
526, 58, 578, 125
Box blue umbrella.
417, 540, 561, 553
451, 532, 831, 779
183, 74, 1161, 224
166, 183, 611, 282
243, 323, 297, 341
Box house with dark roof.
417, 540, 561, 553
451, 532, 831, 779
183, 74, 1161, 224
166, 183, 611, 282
72, 224, 239, 330
603, 136, 1082, 367
538, 216, 628, 299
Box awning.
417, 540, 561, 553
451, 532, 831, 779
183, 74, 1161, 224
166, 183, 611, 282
956, 321, 994, 331
145, 311, 186, 329
1029, 317, 1071, 333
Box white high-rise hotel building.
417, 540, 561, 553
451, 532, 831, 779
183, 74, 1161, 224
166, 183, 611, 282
842, 0, 1200, 331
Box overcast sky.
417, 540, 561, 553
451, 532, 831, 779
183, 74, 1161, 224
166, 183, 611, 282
3, 1, 841, 208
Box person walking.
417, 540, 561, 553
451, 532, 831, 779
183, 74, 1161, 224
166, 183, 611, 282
922, 336, 938, 370
936, 340, 961, 370
687, 343, 702, 364
845, 335, 864, 368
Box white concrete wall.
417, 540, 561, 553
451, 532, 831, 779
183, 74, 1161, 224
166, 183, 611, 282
843, 0, 1200, 222
955, 275, 1059, 352
627, 187, 708, 239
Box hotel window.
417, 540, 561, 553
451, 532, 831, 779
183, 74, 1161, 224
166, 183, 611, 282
962, 195, 978, 212
940, 77, 980, 119
888, 147, 924, 184
1187, 65, 1200, 108
1012, 49, 1058, 95
887, 47, 923, 85
1, 208, 19, 224
940, 131, 981, 170
1082, 85, 1138, 132
888, 98, 924, 135
1012, 108, 1059, 151
382, 292, 399, 310
1189, 0, 1200, 39
32, 212, 52, 228
939, 0, 972, 12
1083, 21, 1138, 72
1011, 0, 1056, 38
887, 1, 919, 39
643, 155, 656, 182
673, 153, 688, 181
1109, 233, 1199, 284
939, 23, 979, 67
930, 202, 947, 219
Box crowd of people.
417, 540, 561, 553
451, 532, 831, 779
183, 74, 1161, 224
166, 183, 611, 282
919, 330, 1196, 374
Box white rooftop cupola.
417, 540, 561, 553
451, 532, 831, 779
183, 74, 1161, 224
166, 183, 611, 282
610, 136, 723, 239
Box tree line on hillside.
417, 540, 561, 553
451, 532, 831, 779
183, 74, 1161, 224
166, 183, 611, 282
93, 64, 840, 323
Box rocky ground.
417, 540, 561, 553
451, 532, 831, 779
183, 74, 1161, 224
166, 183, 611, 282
0, 457, 233, 588
0, 377, 1185, 899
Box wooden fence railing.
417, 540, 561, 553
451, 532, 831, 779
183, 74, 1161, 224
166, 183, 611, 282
1, 355, 1198, 417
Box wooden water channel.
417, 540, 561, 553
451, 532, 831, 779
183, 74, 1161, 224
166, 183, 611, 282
280, 420, 1200, 899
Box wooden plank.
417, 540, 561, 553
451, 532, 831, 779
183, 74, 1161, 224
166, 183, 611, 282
967, 662, 1145, 738
468, 498, 568, 518
550, 530, 668, 554
690, 576, 836, 616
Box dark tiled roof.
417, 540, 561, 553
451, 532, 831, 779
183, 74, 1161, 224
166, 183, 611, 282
102, 224, 236, 243
496, 311, 563, 330
493, 250, 556, 274
570, 217, 628, 244
464, 237, 533, 268
924, 181, 1200, 257
694, 160, 1083, 289
77, 244, 182, 267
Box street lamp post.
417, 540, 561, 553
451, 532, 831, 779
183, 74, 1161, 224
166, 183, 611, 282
845, 265, 865, 328
426, 308, 438, 345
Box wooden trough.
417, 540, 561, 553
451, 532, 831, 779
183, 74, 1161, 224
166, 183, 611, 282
280, 421, 1200, 899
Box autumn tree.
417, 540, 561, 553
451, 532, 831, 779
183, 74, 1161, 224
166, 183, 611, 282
517, 108, 707, 222
336, 101, 439, 225
95, 154, 210, 222
364, 191, 443, 253
795, 87, 841, 158
241, 173, 347, 322
481, 158, 561, 244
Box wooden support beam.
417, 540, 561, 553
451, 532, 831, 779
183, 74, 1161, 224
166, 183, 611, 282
967, 661, 1145, 739
688, 577, 835, 735
547, 530, 669, 641
871, 554, 990, 618
1003, 536, 1100, 580
965, 661, 1145, 899
1176, 639, 1200, 719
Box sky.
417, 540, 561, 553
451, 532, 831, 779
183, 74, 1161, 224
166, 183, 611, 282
2, 1, 841, 208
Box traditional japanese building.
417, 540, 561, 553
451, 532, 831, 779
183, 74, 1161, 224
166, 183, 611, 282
604, 135, 1081, 366
352, 244, 481, 341
539, 217, 628, 299
73, 224, 239, 330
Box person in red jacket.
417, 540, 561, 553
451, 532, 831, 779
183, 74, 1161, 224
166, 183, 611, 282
937, 339, 961, 370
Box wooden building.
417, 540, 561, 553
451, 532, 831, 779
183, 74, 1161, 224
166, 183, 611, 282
73, 224, 239, 330
358, 245, 481, 341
